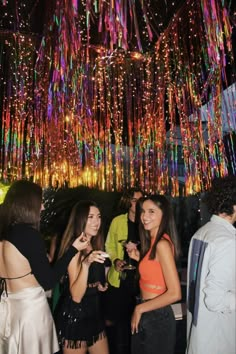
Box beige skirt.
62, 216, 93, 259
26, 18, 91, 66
0, 286, 59, 354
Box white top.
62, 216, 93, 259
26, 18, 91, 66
186, 215, 236, 354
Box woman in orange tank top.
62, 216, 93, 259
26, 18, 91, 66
127, 194, 181, 354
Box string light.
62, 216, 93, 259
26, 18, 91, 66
0, 0, 235, 195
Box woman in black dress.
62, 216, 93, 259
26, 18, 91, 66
54, 200, 110, 354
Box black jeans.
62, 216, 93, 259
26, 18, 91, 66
131, 305, 176, 354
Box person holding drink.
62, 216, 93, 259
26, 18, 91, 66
104, 187, 143, 354
54, 200, 110, 354
128, 194, 181, 354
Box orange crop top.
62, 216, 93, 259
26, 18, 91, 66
139, 234, 174, 295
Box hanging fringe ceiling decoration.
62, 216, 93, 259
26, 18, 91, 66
0, 0, 235, 195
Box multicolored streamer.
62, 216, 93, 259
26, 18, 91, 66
0, 0, 235, 196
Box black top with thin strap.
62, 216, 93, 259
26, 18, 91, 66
0, 271, 32, 298
0, 223, 78, 295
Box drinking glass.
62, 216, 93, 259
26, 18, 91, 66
119, 239, 140, 270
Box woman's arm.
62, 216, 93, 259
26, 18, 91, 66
127, 247, 140, 262
69, 250, 107, 302
68, 253, 88, 302
8, 224, 88, 290
131, 239, 181, 333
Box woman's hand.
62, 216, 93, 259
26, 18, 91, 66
125, 241, 138, 252
127, 248, 140, 262
131, 305, 142, 334
114, 258, 126, 272
72, 232, 89, 251
84, 250, 107, 265
98, 282, 109, 292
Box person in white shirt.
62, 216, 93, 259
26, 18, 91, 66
186, 175, 236, 354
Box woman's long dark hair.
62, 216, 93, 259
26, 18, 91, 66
58, 200, 104, 259
0, 180, 42, 240
139, 194, 181, 260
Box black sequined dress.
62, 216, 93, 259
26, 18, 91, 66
54, 261, 107, 349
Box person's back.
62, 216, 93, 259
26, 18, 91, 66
0, 225, 40, 293
186, 175, 236, 354
0, 180, 86, 354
